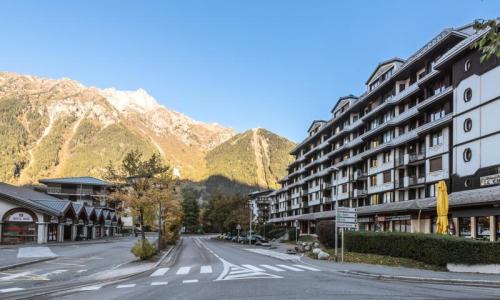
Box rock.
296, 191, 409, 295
287, 248, 297, 255
312, 248, 321, 255
313, 242, 320, 248
317, 251, 330, 260
304, 245, 311, 251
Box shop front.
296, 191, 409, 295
47, 216, 59, 242
1, 209, 38, 244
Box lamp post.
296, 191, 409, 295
248, 200, 253, 246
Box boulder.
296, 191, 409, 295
304, 245, 311, 251
317, 251, 330, 260
312, 248, 321, 255
313, 242, 320, 248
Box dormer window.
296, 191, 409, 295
369, 80, 380, 91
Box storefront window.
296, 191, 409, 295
2, 210, 38, 244
394, 220, 411, 232
48, 224, 58, 242
476, 216, 490, 240
496, 216, 500, 241
459, 217, 471, 237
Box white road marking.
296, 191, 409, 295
277, 264, 303, 271
116, 284, 136, 289
40, 269, 68, 277
176, 267, 191, 275
151, 281, 168, 286
78, 286, 101, 291
17, 247, 56, 258
0, 287, 25, 293
242, 265, 265, 272
244, 248, 300, 261
48, 262, 86, 267
150, 268, 169, 277
0, 271, 33, 281
200, 265, 212, 274
182, 279, 198, 284
260, 265, 285, 272
76, 269, 88, 273
293, 264, 321, 271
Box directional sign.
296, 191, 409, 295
338, 223, 358, 229
236, 224, 241, 230
338, 212, 357, 218
337, 207, 357, 213
337, 217, 356, 224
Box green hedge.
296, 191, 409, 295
345, 231, 500, 266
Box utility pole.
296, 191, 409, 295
334, 200, 338, 259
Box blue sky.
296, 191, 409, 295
0, 1, 498, 142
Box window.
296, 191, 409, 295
370, 175, 377, 186
464, 88, 472, 102
429, 156, 442, 172
464, 118, 472, 132
477, 216, 490, 239
399, 83, 406, 92
383, 171, 391, 183
463, 148, 472, 162
431, 131, 443, 146
342, 168, 347, 177
428, 183, 436, 197
459, 217, 471, 237
394, 220, 411, 232
342, 183, 347, 193
464, 59, 471, 72
383, 192, 393, 203
370, 157, 378, 168
370, 194, 379, 205
383, 151, 391, 163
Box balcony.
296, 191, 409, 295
323, 182, 333, 190
353, 189, 367, 198
408, 176, 425, 186
351, 170, 367, 181
408, 152, 425, 163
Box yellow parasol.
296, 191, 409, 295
436, 180, 449, 234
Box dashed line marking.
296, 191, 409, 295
151, 281, 168, 286
182, 279, 198, 284
0, 287, 25, 293
293, 264, 321, 271
242, 264, 265, 272
116, 284, 136, 289
78, 286, 101, 291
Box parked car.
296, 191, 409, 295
231, 235, 245, 243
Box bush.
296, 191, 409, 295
317, 220, 336, 248
131, 239, 156, 260
265, 226, 287, 240
345, 231, 500, 266
288, 228, 297, 242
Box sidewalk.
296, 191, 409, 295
270, 241, 500, 285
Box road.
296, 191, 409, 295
0, 235, 156, 297
37, 236, 500, 300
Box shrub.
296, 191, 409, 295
345, 231, 500, 266
317, 220, 336, 247
131, 239, 156, 260
265, 226, 287, 240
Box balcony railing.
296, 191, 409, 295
409, 152, 425, 163
409, 176, 425, 186
353, 189, 367, 198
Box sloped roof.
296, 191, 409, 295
39, 176, 111, 186
365, 58, 404, 85
0, 182, 67, 216
307, 120, 327, 133
85, 206, 96, 218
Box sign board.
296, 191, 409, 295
112, 221, 117, 227
336, 207, 357, 229
385, 215, 411, 221
294, 220, 299, 228
88, 220, 94, 226
50, 216, 59, 224
65, 218, 73, 225
8, 212, 33, 223
236, 224, 241, 230
78, 219, 85, 225
105, 220, 112, 226
480, 174, 500, 187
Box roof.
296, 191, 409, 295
0, 182, 68, 216
39, 176, 111, 186
365, 57, 405, 85
307, 120, 327, 133
248, 189, 274, 198
85, 206, 96, 218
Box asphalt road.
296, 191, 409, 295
43, 236, 500, 300
0, 235, 156, 297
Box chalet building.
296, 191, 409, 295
267, 22, 500, 241
0, 180, 122, 245
38, 176, 116, 208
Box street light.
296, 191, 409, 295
248, 199, 253, 246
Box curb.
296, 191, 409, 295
0, 257, 58, 271
341, 270, 500, 288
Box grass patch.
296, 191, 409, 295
298, 235, 317, 242
318, 248, 445, 271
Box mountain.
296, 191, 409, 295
0, 72, 295, 193
206, 128, 295, 192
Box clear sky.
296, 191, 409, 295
0, 1, 498, 142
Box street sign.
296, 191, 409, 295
236, 224, 241, 230
294, 220, 299, 228
337, 207, 357, 213
338, 223, 358, 229
338, 212, 357, 218
337, 217, 356, 224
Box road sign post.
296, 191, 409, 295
236, 224, 241, 243
294, 220, 299, 243
335, 206, 358, 263
334, 201, 338, 259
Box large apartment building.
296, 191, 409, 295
268, 22, 500, 241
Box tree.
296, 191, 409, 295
181, 187, 200, 233
473, 19, 500, 62
202, 193, 249, 233
106, 150, 182, 249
